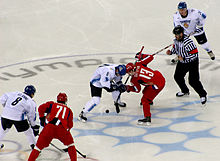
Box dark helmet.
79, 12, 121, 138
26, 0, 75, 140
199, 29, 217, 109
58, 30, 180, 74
24, 85, 36, 96
57, 93, 67, 103
178, 2, 187, 9
116, 65, 126, 76
173, 25, 184, 35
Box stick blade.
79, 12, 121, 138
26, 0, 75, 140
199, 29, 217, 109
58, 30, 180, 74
114, 103, 120, 113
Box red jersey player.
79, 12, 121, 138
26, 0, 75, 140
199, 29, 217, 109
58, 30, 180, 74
28, 93, 77, 161
135, 51, 155, 106
126, 62, 165, 126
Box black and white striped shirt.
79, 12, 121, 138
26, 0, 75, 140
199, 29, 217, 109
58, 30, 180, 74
171, 35, 198, 63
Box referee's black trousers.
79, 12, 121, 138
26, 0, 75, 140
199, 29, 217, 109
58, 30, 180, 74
174, 58, 207, 97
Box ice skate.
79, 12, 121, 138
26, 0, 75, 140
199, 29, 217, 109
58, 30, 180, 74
200, 96, 207, 106
30, 144, 35, 150
0, 144, 4, 150
176, 91, 190, 97
137, 116, 151, 126
207, 51, 215, 60
78, 111, 87, 122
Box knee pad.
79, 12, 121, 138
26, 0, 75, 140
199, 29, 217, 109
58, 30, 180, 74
24, 127, 36, 145
200, 42, 211, 52
84, 97, 100, 112
92, 97, 100, 105
112, 90, 120, 101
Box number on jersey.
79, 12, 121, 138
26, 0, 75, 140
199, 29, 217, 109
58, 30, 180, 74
139, 68, 154, 80
11, 97, 22, 106
55, 105, 67, 119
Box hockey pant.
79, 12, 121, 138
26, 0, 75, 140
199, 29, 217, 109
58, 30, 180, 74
28, 123, 77, 161
194, 32, 211, 52
0, 118, 36, 146
141, 82, 165, 117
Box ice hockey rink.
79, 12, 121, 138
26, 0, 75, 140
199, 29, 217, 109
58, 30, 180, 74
0, 0, 220, 160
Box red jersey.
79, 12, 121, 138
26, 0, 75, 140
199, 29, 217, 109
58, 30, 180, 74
127, 64, 165, 93
38, 101, 73, 130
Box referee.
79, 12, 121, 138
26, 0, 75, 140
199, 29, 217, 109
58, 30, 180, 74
166, 25, 207, 105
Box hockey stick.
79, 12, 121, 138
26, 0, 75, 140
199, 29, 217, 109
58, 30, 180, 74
50, 142, 65, 152
50, 142, 87, 158
114, 46, 144, 113
114, 75, 130, 113
139, 46, 145, 54
152, 44, 173, 56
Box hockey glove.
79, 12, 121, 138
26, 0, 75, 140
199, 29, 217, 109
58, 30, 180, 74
39, 116, 46, 127
116, 81, 123, 85
31, 125, 40, 137
104, 84, 118, 93
118, 84, 127, 93
110, 83, 118, 91
135, 52, 141, 60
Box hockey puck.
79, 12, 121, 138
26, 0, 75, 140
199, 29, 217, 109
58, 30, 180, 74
105, 109, 109, 113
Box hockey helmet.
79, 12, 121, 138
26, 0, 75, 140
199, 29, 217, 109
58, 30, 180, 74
173, 25, 184, 35
126, 63, 135, 73
116, 65, 126, 76
24, 85, 36, 96
178, 2, 187, 9
57, 93, 67, 103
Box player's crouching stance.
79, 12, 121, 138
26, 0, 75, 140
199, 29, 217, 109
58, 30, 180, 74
125, 63, 166, 126
78, 64, 127, 122
28, 93, 77, 161
0, 85, 39, 150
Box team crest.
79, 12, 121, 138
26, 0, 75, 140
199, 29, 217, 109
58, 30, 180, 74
183, 23, 189, 28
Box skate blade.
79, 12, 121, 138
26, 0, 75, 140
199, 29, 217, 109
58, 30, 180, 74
77, 117, 87, 123
201, 103, 207, 107
137, 122, 151, 126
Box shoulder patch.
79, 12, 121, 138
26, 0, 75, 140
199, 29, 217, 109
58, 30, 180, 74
201, 13, 206, 18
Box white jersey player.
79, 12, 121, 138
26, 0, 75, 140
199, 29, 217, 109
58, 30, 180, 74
172, 1, 215, 61
0, 85, 40, 150
78, 64, 127, 122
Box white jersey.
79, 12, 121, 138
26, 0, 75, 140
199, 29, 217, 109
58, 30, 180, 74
0, 91, 37, 126
90, 64, 122, 88
173, 8, 206, 36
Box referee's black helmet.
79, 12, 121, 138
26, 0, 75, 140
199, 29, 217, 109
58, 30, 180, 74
173, 25, 184, 35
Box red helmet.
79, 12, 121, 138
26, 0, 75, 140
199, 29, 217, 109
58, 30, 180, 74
57, 93, 67, 103
126, 63, 135, 73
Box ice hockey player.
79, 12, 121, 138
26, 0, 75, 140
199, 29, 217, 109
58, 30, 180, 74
28, 93, 77, 161
125, 62, 165, 126
0, 85, 39, 150
134, 51, 155, 106
78, 64, 127, 122
171, 1, 215, 63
